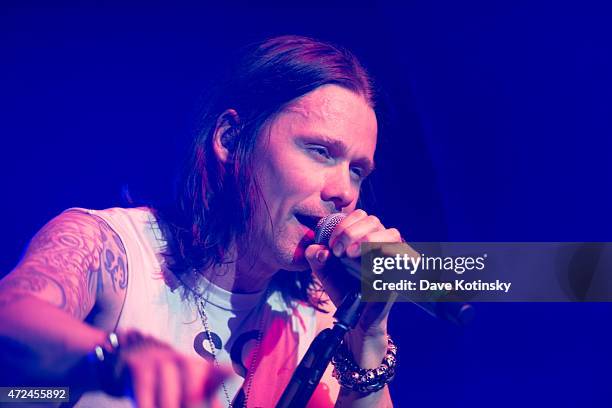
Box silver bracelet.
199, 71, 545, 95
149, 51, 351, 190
331, 335, 398, 394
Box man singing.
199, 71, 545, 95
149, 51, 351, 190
0, 35, 403, 407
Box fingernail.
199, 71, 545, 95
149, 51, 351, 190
332, 241, 344, 257
348, 242, 361, 257
316, 249, 328, 263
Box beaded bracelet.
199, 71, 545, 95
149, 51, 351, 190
331, 335, 397, 394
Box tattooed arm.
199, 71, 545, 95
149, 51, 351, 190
0, 210, 127, 384
0, 211, 225, 407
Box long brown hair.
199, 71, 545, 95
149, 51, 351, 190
158, 35, 375, 306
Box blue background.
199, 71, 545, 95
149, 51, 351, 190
1, 2, 611, 406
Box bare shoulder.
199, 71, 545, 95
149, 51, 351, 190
0, 210, 128, 322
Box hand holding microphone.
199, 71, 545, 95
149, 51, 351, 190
307, 211, 474, 328
304, 210, 404, 369
305, 209, 405, 299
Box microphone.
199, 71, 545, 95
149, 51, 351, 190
315, 213, 474, 326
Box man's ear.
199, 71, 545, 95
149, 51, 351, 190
212, 109, 240, 164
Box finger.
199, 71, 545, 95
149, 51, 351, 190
353, 228, 406, 257
129, 361, 155, 408
181, 357, 223, 406
305, 244, 354, 305
328, 209, 368, 253
331, 215, 384, 258
157, 356, 181, 408
304, 244, 331, 274
177, 356, 201, 407
362, 228, 402, 245
379, 239, 418, 260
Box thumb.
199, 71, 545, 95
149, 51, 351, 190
304, 244, 331, 274
305, 244, 355, 307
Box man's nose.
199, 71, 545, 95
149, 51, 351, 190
321, 165, 358, 211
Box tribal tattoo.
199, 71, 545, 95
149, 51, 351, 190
0, 211, 128, 320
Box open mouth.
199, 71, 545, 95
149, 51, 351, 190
294, 213, 322, 231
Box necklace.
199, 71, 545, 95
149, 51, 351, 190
195, 289, 268, 408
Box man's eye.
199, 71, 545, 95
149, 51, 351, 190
308, 146, 332, 159
350, 166, 364, 179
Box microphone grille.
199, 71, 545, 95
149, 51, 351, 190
315, 213, 347, 245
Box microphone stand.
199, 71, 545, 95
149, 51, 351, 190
275, 290, 365, 408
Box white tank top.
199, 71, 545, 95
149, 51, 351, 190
69, 207, 336, 408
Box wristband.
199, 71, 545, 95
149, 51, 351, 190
331, 335, 397, 394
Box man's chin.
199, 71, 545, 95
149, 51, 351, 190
274, 230, 315, 271
293, 230, 319, 265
